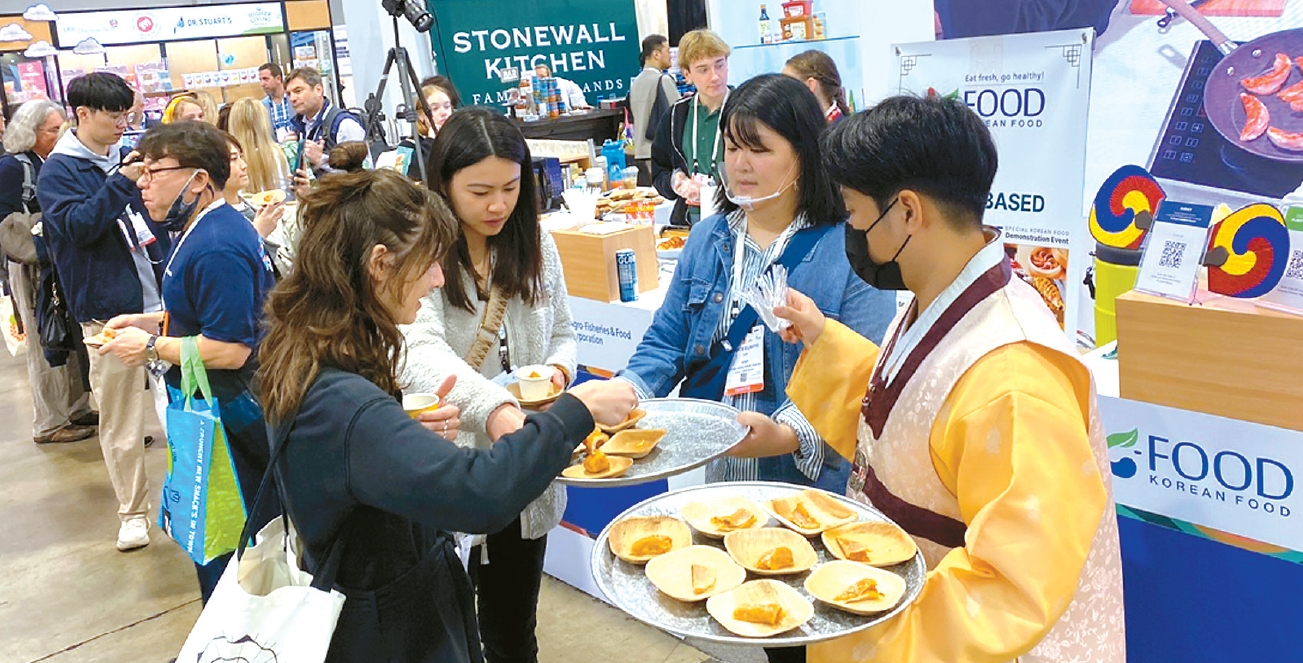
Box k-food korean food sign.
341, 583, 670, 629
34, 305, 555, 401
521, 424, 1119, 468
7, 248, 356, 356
55, 3, 283, 46
428, 0, 640, 108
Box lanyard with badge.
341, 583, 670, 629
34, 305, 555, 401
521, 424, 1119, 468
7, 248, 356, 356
161, 199, 226, 311
119, 207, 160, 260
722, 216, 800, 397
691, 91, 727, 219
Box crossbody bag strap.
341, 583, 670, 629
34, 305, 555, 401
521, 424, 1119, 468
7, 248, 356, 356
463, 286, 509, 372
15, 154, 35, 213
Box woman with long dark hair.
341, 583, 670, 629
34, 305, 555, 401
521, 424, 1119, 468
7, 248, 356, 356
400, 106, 575, 663
258, 168, 635, 662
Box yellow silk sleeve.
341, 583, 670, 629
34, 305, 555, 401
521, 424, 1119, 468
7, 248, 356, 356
809, 343, 1106, 663
785, 319, 880, 461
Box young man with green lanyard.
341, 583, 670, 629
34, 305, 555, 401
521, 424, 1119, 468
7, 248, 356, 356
650, 29, 732, 227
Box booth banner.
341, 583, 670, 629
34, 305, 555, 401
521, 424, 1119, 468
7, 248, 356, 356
55, 3, 284, 47
429, 0, 640, 108
1100, 395, 1303, 554
894, 30, 1094, 332
567, 296, 654, 375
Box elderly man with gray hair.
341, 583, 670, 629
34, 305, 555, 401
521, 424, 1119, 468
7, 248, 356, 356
0, 99, 97, 444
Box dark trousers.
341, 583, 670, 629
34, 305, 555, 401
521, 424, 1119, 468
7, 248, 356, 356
765, 646, 806, 663
468, 517, 548, 663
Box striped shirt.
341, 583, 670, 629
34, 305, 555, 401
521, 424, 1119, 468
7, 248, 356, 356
705, 210, 825, 483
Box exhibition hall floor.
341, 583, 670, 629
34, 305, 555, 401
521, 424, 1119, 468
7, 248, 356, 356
0, 350, 758, 663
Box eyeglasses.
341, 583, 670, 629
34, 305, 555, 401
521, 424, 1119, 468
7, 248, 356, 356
139, 165, 192, 184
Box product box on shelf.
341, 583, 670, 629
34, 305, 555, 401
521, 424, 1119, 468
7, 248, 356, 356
550, 223, 659, 302
1115, 290, 1303, 432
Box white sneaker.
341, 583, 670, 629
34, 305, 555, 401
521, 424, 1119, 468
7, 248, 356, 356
116, 516, 150, 551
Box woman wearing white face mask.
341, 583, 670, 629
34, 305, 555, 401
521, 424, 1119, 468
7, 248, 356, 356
619, 74, 898, 501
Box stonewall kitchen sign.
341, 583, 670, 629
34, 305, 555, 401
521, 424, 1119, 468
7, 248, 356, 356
428, 0, 640, 108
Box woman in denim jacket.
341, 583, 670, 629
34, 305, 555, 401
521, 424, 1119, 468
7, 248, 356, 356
619, 74, 895, 494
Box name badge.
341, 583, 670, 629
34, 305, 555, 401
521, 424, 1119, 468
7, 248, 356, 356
724, 325, 765, 396
119, 208, 157, 252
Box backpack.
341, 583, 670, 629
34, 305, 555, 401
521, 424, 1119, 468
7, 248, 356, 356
316, 104, 365, 152
644, 74, 672, 142
0, 154, 40, 265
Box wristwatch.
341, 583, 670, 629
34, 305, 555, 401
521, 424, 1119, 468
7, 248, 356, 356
145, 334, 166, 377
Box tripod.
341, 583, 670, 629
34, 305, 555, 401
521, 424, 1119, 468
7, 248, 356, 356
364, 6, 436, 183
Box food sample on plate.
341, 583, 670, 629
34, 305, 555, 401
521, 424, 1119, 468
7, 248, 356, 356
601, 428, 667, 458
680, 497, 769, 538
584, 448, 611, 474
1240, 53, 1293, 96
766, 490, 856, 535
598, 407, 647, 434
657, 236, 686, 251
755, 546, 795, 571
723, 527, 818, 575
1267, 126, 1303, 152
250, 189, 287, 206
644, 545, 747, 602
606, 515, 692, 564
705, 579, 814, 638
84, 328, 118, 348
821, 521, 918, 567
803, 561, 908, 615
574, 428, 611, 456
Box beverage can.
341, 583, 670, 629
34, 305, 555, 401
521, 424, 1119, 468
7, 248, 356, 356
616, 249, 638, 302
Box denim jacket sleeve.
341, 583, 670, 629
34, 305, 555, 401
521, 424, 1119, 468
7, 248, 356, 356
618, 255, 694, 398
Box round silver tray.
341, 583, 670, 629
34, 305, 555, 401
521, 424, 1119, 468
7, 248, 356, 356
558, 398, 747, 488
590, 482, 926, 646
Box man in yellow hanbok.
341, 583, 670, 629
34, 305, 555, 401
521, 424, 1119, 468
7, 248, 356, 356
765, 95, 1125, 662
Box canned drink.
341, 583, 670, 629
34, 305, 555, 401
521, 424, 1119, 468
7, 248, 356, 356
616, 249, 638, 302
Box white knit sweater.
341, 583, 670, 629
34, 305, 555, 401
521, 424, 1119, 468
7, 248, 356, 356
399, 230, 578, 540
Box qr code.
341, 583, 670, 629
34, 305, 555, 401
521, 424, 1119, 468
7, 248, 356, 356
1287, 249, 1303, 280
1159, 240, 1186, 269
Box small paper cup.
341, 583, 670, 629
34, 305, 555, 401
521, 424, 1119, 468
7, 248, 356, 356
402, 393, 441, 419
514, 365, 557, 402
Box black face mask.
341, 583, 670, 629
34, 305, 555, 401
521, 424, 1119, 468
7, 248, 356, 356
846, 197, 911, 291
162, 171, 204, 233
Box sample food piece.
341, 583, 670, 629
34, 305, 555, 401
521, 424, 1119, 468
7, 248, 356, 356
657, 236, 687, 250
561, 452, 632, 480
1240, 93, 1271, 142
756, 546, 795, 571
1277, 79, 1303, 104
680, 497, 768, 538
710, 508, 758, 532
607, 515, 691, 564
706, 580, 814, 637
1241, 53, 1293, 95
822, 521, 919, 567
691, 564, 717, 595
583, 449, 611, 474
803, 560, 909, 615
630, 534, 674, 557
723, 527, 817, 575
733, 603, 785, 626
1267, 126, 1303, 151
644, 545, 746, 601
585, 428, 609, 450
769, 496, 820, 530
85, 328, 119, 348
835, 578, 884, 603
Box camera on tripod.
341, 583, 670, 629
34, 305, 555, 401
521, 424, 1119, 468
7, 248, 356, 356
381, 0, 433, 33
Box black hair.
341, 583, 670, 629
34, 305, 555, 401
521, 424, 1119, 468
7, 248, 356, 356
259, 62, 283, 79
640, 34, 668, 67
66, 72, 134, 114
716, 74, 845, 225
420, 75, 462, 109
425, 107, 543, 313
821, 94, 997, 228
136, 121, 232, 189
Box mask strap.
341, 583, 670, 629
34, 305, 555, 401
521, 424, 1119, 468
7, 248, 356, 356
889, 234, 912, 262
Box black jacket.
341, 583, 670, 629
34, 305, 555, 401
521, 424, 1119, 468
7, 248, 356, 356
650, 95, 698, 227
271, 368, 594, 663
